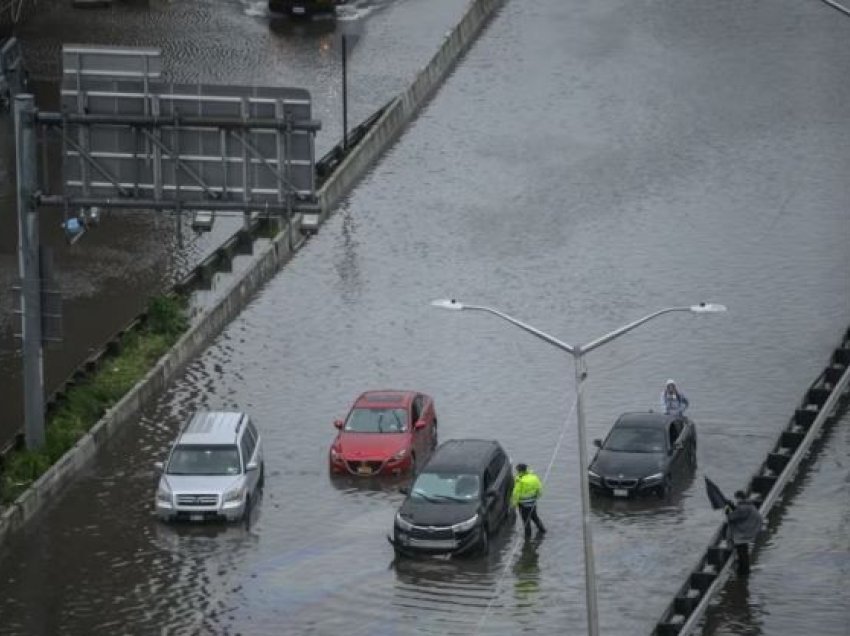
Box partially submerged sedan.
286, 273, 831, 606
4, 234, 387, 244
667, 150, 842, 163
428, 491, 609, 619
329, 390, 437, 477
588, 412, 697, 498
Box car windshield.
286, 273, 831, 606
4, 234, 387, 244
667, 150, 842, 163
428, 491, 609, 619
167, 445, 241, 476
345, 407, 408, 433
411, 472, 480, 503
604, 427, 666, 453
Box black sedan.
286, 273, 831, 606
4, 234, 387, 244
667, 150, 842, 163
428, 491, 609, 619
588, 412, 697, 498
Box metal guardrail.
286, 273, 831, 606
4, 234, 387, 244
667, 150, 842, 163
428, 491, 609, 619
316, 100, 392, 185
652, 325, 850, 636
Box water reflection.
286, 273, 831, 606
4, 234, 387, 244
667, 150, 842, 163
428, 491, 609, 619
704, 577, 764, 636
512, 535, 542, 605
267, 13, 339, 37
591, 468, 696, 520
328, 472, 412, 495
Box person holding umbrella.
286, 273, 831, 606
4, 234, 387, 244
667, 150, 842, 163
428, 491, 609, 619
725, 491, 762, 575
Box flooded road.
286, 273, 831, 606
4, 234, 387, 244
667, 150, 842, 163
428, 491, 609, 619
0, 0, 469, 443
0, 0, 848, 634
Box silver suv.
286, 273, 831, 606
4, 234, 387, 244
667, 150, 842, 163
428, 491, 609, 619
155, 411, 264, 522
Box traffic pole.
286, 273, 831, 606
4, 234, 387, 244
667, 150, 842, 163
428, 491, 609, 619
15, 93, 46, 449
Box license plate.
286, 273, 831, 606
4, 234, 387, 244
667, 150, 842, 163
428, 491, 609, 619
190, 513, 204, 521
357, 465, 372, 475
409, 538, 455, 549
613, 488, 629, 497
292, 6, 305, 13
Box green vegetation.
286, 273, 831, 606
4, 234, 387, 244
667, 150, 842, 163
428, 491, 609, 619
1, 295, 188, 504
256, 217, 285, 240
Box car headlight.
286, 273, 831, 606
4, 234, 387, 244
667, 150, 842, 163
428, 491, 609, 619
587, 470, 601, 483
391, 448, 408, 461
156, 481, 172, 503
223, 485, 245, 503
330, 447, 342, 459
451, 514, 479, 533
643, 472, 664, 483
395, 513, 414, 531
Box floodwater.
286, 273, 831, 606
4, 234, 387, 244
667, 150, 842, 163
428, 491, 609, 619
0, 0, 848, 634
0, 0, 469, 444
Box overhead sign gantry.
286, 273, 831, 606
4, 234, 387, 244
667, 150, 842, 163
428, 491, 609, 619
14, 45, 321, 449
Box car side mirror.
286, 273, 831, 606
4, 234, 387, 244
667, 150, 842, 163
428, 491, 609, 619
399, 486, 410, 495
333, 419, 344, 429
593, 439, 602, 448
154, 461, 164, 473
246, 461, 259, 472
414, 419, 427, 430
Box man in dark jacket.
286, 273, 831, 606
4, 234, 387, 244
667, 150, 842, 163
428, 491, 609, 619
725, 491, 763, 575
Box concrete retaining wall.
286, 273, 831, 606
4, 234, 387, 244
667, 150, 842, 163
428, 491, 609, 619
318, 0, 505, 216
0, 0, 506, 544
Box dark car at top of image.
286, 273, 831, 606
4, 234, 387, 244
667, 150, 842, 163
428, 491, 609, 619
391, 439, 514, 558
587, 412, 697, 499
268, 0, 344, 18
329, 390, 438, 477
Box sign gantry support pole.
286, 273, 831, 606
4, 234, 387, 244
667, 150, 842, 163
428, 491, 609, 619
15, 93, 45, 450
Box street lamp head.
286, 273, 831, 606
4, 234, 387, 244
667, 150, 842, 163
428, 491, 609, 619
430, 298, 465, 311
689, 302, 727, 314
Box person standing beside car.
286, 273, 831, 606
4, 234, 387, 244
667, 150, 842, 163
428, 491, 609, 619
660, 379, 689, 417
512, 463, 546, 537
725, 490, 763, 575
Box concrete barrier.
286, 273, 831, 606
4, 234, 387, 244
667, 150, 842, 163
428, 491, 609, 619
0, 0, 506, 544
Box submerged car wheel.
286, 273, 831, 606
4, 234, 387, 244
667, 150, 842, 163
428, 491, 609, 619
656, 475, 672, 499
476, 525, 490, 557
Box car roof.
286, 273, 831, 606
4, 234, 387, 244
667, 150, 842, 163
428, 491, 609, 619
178, 411, 246, 446
353, 390, 417, 409
424, 439, 503, 474
614, 412, 680, 429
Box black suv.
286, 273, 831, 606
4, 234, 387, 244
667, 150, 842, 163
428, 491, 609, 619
588, 412, 697, 498
391, 439, 513, 557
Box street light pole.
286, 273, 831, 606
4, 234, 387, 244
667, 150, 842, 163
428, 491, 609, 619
572, 346, 599, 636
430, 299, 726, 636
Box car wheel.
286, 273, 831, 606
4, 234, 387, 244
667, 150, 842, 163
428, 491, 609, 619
656, 475, 672, 499
476, 524, 490, 556
243, 494, 252, 521
430, 419, 438, 451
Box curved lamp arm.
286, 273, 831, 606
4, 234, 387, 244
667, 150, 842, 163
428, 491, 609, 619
430, 299, 575, 354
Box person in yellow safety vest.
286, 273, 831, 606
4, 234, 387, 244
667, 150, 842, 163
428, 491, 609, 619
511, 463, 547, 537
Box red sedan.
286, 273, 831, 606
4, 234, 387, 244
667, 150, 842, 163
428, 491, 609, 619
329, 390, 438, 477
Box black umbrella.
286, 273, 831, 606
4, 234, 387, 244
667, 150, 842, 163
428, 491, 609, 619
704, 476, 733, 510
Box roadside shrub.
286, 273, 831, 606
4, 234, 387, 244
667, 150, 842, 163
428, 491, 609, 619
0, 294, 189, 504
